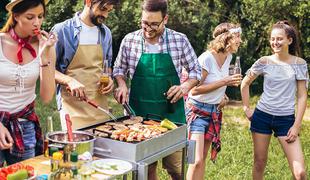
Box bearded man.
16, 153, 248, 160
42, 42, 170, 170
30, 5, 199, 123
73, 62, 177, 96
52, 0, 119, 130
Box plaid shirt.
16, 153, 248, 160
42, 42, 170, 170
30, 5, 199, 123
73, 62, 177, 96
0, 101, 43, 157
186, 101, 222, 162
113, 28, 201, 80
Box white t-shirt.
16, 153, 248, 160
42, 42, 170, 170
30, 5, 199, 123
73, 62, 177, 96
189, 51, 232, 104
145, 41, 160, 53
79, 21, 99, 45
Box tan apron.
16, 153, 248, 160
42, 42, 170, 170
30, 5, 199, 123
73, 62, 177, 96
60, 40, 108, 130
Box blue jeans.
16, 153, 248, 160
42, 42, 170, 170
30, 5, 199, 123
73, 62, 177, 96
251, 108, 295, 137
1, 120, 37, 165
186, 98, 219, 134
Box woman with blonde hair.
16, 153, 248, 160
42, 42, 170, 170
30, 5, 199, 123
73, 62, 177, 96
0, 0, 57, 166
241, 20, 307, 180
186, 22, 243, 180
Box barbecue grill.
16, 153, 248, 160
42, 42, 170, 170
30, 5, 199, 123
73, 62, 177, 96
79, 115, 195, 180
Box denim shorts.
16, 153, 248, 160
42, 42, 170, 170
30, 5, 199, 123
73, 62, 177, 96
250, 108, 295, 137
186, 98, 219, 134
1, 120, 37, 165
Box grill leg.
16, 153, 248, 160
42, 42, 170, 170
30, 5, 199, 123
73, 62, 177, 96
137, 162, 148, 180
132, 170, 138, 180
181, 147, 186, 180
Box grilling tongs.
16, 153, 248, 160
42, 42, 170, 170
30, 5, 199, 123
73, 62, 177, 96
123, 102, 136, 117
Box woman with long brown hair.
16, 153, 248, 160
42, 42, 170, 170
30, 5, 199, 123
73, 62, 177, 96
241, 21, 308, 180
0, 0, 57, 166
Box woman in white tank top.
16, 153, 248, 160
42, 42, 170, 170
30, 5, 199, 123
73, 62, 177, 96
0, 0, 57, 166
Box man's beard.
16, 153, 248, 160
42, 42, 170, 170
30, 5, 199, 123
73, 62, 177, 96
90, 10, 106, 27
143, 29, 163, 41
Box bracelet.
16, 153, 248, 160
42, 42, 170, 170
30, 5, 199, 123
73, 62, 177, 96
40, 61, 51, 67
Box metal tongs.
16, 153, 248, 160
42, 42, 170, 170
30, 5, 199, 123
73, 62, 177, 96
123, 102, 136, 117
85, 98, 117, 122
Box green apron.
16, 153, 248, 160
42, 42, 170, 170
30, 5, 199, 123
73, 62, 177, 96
129, 30, 185, 124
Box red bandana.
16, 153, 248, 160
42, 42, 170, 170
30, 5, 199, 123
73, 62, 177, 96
9, 28, 37, 64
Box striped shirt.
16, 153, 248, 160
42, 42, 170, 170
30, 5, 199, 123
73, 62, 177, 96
113, 28, 201, 80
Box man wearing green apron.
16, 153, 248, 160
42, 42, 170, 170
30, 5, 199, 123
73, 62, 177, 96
52, 0, 119, 130
113, 0, 201, 179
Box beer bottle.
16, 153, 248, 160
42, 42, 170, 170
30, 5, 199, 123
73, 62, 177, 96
44, 116, 54, 157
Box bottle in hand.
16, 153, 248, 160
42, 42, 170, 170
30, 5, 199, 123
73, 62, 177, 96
99, 61, 110, 93
234, 56, 241, 74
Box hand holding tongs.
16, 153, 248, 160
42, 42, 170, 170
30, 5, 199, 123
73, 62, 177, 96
123, 102, 136, 117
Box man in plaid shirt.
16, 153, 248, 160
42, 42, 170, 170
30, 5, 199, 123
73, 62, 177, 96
113, 0, 201, 179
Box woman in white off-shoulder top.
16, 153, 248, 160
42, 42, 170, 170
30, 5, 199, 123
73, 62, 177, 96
241, 21, 308, 180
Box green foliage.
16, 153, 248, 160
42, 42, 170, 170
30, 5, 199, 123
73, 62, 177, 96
0, 0, 9, 28
1, 0, 309, 97
43, 0, 78, 30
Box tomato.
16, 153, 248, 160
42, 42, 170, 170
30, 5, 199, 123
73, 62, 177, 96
25, 165, 34, 177
0, 175, 6, 180
0, 167, 9, 176
7, 165, 18, 174
0, 171, 6, 179
11, 163, 24, 171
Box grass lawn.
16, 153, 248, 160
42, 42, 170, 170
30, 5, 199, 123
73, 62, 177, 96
35, 93, 310, 179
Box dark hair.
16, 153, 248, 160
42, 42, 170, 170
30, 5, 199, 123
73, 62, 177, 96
271, 20, 300, 56
1, 0, 46, 33
208, 22, 240, 53
84, 0, 120, 6
142, 0, 168, 17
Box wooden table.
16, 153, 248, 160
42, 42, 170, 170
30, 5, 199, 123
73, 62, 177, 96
21, 155, 51, 175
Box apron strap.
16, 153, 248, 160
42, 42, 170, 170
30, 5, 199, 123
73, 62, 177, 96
165, 28, 171, 53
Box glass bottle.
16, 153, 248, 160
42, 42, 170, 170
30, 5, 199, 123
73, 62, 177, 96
234, 56, 241, 74
51, 151, 62, 173
70, 151, 79, 180
50, 161, 73, 180
50, 145, 73, 180
44, 116, 53, 157
166, 80, 175, 113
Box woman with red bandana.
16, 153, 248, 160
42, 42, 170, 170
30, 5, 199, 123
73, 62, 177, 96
0, 0, 57, 166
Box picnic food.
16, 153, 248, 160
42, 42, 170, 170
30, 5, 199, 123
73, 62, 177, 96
123, 116, 143, 125
0, 163, 34, 180
95, 117, 174, 142
33, 28, 41, 35
160, 118, 177, 130
6, 169, 28, 180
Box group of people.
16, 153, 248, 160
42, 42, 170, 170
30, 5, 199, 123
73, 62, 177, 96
0, 0, 308, 180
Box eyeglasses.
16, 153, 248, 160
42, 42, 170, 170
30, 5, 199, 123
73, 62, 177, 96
141, 18, 164, 30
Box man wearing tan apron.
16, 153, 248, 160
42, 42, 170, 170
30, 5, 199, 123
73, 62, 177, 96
52, 0, 119, 130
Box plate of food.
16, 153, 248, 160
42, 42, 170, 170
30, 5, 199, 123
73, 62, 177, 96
91, 159, 133, 175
